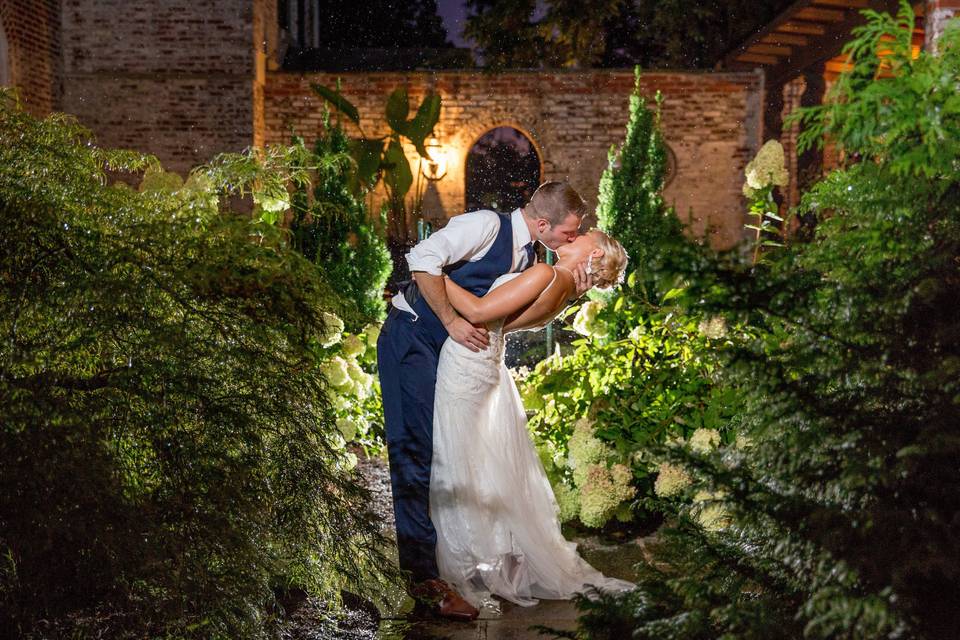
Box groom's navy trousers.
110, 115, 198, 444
377, 212, 514, 583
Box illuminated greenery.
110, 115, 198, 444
554, 5, 960, 638
0, 91, 394, 638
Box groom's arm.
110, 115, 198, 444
413, 272, 489, 351
406, 212, 499, 352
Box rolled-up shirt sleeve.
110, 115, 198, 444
405, 210, 500, 276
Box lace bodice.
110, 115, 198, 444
445, 268, 558, 368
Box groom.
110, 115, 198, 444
376, 181, 591, 620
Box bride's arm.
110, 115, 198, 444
443, 264, 556, 324
503, 277, 573, 332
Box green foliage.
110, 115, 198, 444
0, 91, 395, 638
792, 1, 960, 180
522, 68, 734, 530
310, 84, 442, 243
596, 67, 684, 303
521, 290, 736, 529
557, 6, 960, 638
319, 323, 386, 458
289, 121, 392, 325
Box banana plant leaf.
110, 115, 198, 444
406, 93, 442, 159
383, 138, 412, 199
348, 138, 385, 192
385, 88, 410, 135
310, 84, 360, 126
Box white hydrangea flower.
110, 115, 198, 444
319, 312, 344, 348
743, 140, 788, 196
653, 462, 692, 497
320, 356, 350, 388
337, 417, 358, 442
328, 431, 347, 451
552, 481, 581, 523
342, 334, 365, 358
362, 323, 381, 346
579, 463, 636, 528
341, 451, 358, 471
572, 300, 606, 337
566, 418, 611, 488
689, 428, 721, 454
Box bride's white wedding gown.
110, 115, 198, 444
430, 271, 634, 610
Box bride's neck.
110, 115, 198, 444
554, 252, 584, 271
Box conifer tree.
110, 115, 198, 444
290, 119, 392, 326
596, 67, 683, 302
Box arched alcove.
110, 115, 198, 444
465, 126, 541, 213
0, 23, 11, 87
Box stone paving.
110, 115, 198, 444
356, 451, 652, 639
378, 598, 580, 640
374, 536, 651, 640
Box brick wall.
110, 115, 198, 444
0, 0, 61, 117
264, 70, 763, 249
59, 0, 261, 174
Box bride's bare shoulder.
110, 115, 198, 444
526, 263, 555, 278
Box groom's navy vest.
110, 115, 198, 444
406, 212, 515, 349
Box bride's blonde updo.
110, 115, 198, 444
587, 229, 629, 290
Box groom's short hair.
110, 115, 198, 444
526, 181, 587, 226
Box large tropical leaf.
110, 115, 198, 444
348, 138, 384, 192
310, 84, 360, 126
382, 138, 412, 198
406, 93, 442, 159
385, 88, 410, 135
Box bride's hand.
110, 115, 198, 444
571, 261, 593, 298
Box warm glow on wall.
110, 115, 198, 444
422, 136, 448, 181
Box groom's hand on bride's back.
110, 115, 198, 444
446, 316, 489, 352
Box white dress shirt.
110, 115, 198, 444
392, 208, 535, 315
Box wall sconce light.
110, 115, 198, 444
421, 136, 448, 181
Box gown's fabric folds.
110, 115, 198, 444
430, 272, 634, 609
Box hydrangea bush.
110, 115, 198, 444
559, 5, 960, 638
318, 321, 385, 462
520, 67, 739, 530
521, 272, 739, 529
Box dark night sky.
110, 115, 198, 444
437, 0, 470, 48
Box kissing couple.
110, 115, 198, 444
376, 181, 634, 621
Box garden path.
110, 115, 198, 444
357, 453, 651, 640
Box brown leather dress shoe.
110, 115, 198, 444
409, 578, 479, 622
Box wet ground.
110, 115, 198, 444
354, 452, 652, 640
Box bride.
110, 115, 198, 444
429, 229, 634, 612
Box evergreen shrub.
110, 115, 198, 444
521, 68, 735, 529
289, 119, 392, 327
556, 5, 960, 638
0, 92, 393, 639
